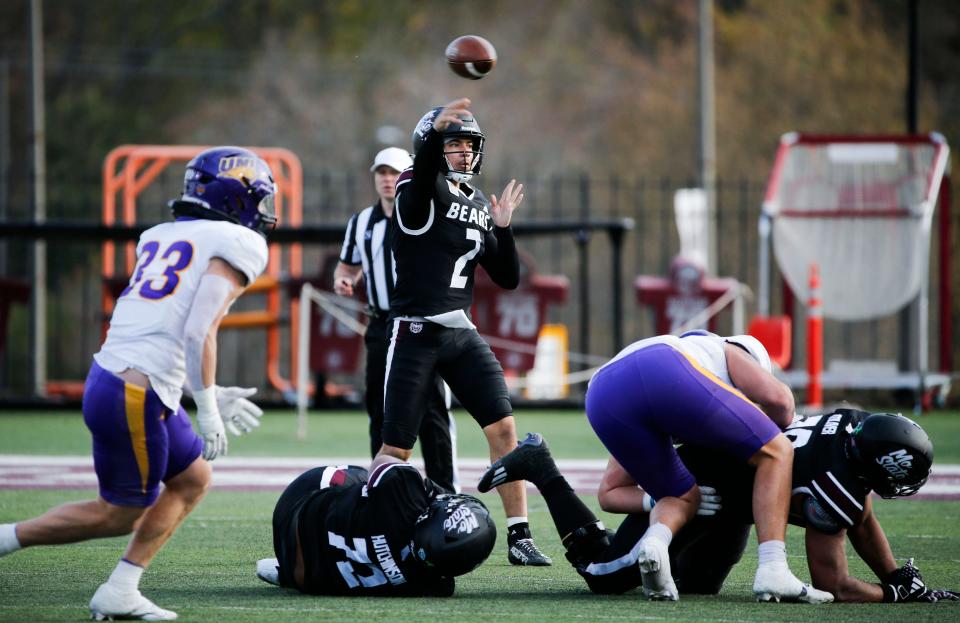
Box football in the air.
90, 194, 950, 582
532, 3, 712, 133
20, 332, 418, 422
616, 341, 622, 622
445, 35, 497, 80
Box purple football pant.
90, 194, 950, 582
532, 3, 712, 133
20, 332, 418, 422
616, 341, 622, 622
82, 361, 203, 507
586, 343, 780, 500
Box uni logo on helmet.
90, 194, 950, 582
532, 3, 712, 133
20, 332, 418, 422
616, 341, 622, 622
169, 146, 278, 237
218, 156, 268, 185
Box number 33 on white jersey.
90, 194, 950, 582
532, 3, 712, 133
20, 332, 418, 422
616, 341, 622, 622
94, 219, 268, 410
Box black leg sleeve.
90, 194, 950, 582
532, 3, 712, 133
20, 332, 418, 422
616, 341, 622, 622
418, 374, 456, 492
672, 518, 750, 595
364, 316, 389, 458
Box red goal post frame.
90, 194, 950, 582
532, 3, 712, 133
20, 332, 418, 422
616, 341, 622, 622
759, 132, 952, 376
100, 144, 304, 395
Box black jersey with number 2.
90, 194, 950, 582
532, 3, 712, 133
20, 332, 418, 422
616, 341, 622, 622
296, 462, 453, 596
390, 128, 519, 318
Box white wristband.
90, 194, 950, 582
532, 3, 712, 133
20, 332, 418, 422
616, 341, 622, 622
193, 386, 218, 417
641, 492, 656, 513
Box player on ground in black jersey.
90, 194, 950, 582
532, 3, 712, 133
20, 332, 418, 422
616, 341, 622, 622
255, 455, 496, 597
382, 97, 550, 566
478, 413, 957, 603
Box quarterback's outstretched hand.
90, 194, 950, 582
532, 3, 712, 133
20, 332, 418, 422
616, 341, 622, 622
216, 385, 263, 436
490, 179, 524, 228
434, 98, 472, 132
193, 386, 228, 461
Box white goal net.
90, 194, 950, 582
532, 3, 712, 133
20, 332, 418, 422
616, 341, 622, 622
759, 132, 951, 394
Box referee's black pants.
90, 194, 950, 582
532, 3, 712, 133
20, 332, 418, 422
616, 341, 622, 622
365, 313, 457, 492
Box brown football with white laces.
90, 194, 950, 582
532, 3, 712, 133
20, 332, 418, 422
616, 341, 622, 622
445, 35, 497, 80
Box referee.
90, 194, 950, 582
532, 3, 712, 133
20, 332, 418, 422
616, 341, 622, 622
334, 147, 459, 492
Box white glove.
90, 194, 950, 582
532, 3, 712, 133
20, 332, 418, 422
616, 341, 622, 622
696, 486, 722, 516
193, 386, 227, 461
215, 386, 263, 436
641, 485, 722, 516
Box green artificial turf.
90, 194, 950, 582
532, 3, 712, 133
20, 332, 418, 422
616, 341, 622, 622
0, 490, 958, 622
1, 408, 958, 621
0, 408, 956, 461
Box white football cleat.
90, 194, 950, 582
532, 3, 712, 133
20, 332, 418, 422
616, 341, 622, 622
89, 582, 177, 621
256, 558, 281, 586
637, 538, 679, 601
753, 564, 834, 604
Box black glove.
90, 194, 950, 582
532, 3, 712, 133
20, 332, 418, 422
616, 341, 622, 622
882, 558, 936, 603
928, 589, 960, 601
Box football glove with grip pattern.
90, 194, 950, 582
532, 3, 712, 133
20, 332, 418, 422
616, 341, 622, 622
882, 558, 960, 603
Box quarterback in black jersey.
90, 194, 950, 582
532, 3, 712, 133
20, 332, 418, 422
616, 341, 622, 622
382, 98, 550, 566
478, 414, 956, 603
256, 456, 495, 597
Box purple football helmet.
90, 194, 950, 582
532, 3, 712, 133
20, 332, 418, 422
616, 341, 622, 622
169, 146, 278, 236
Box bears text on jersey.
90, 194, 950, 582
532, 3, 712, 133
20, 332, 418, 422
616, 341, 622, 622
445, 202, 491, 230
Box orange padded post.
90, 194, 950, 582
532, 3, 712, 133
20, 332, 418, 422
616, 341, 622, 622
747, 315, 792, 369
806, 264, 823, 407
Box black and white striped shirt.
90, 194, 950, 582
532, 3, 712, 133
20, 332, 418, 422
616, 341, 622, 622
339, 201, 395, 313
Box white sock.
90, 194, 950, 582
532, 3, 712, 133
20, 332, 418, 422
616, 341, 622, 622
107, 558, 144, 592
643, 522, 673, 547
757, 539, 787, 566
506, 516, 528, 528
0, 523, 22, 556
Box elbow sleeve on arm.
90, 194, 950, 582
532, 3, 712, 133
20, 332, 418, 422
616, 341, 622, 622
183, 274, 236, 391
481, 227, 520, 289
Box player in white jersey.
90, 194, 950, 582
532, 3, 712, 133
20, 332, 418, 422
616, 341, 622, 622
0, 147, 276, 621
584, 330, 832, 603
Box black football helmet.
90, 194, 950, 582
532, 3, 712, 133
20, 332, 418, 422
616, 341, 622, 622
846, 412, 934, 498
412, 106, 485, 183
411, 493, 496, 577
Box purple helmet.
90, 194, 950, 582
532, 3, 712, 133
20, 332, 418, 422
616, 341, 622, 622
169, 146, 278, 236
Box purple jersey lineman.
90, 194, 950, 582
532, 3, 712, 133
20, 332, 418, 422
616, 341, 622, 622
585, 337, 780, 500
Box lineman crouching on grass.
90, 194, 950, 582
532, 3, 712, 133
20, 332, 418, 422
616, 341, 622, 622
478, 411, 959, 603
578, 330, 829, 602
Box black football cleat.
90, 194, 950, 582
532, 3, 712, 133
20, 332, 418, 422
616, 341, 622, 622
478, 433, 554, 493
508, 535, 553, 566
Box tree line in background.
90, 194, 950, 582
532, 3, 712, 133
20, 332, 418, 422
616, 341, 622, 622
0, 0, 958, 391
1, 0, 957, 216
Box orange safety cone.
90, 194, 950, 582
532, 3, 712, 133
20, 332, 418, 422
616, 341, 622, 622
807, 264, 823, 407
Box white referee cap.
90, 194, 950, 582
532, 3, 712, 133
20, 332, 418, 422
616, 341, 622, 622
370, 147, 413, 172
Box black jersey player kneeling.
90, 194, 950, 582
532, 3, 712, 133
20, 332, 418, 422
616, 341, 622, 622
476, 412, 958, 603
256, 455, 495, 596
